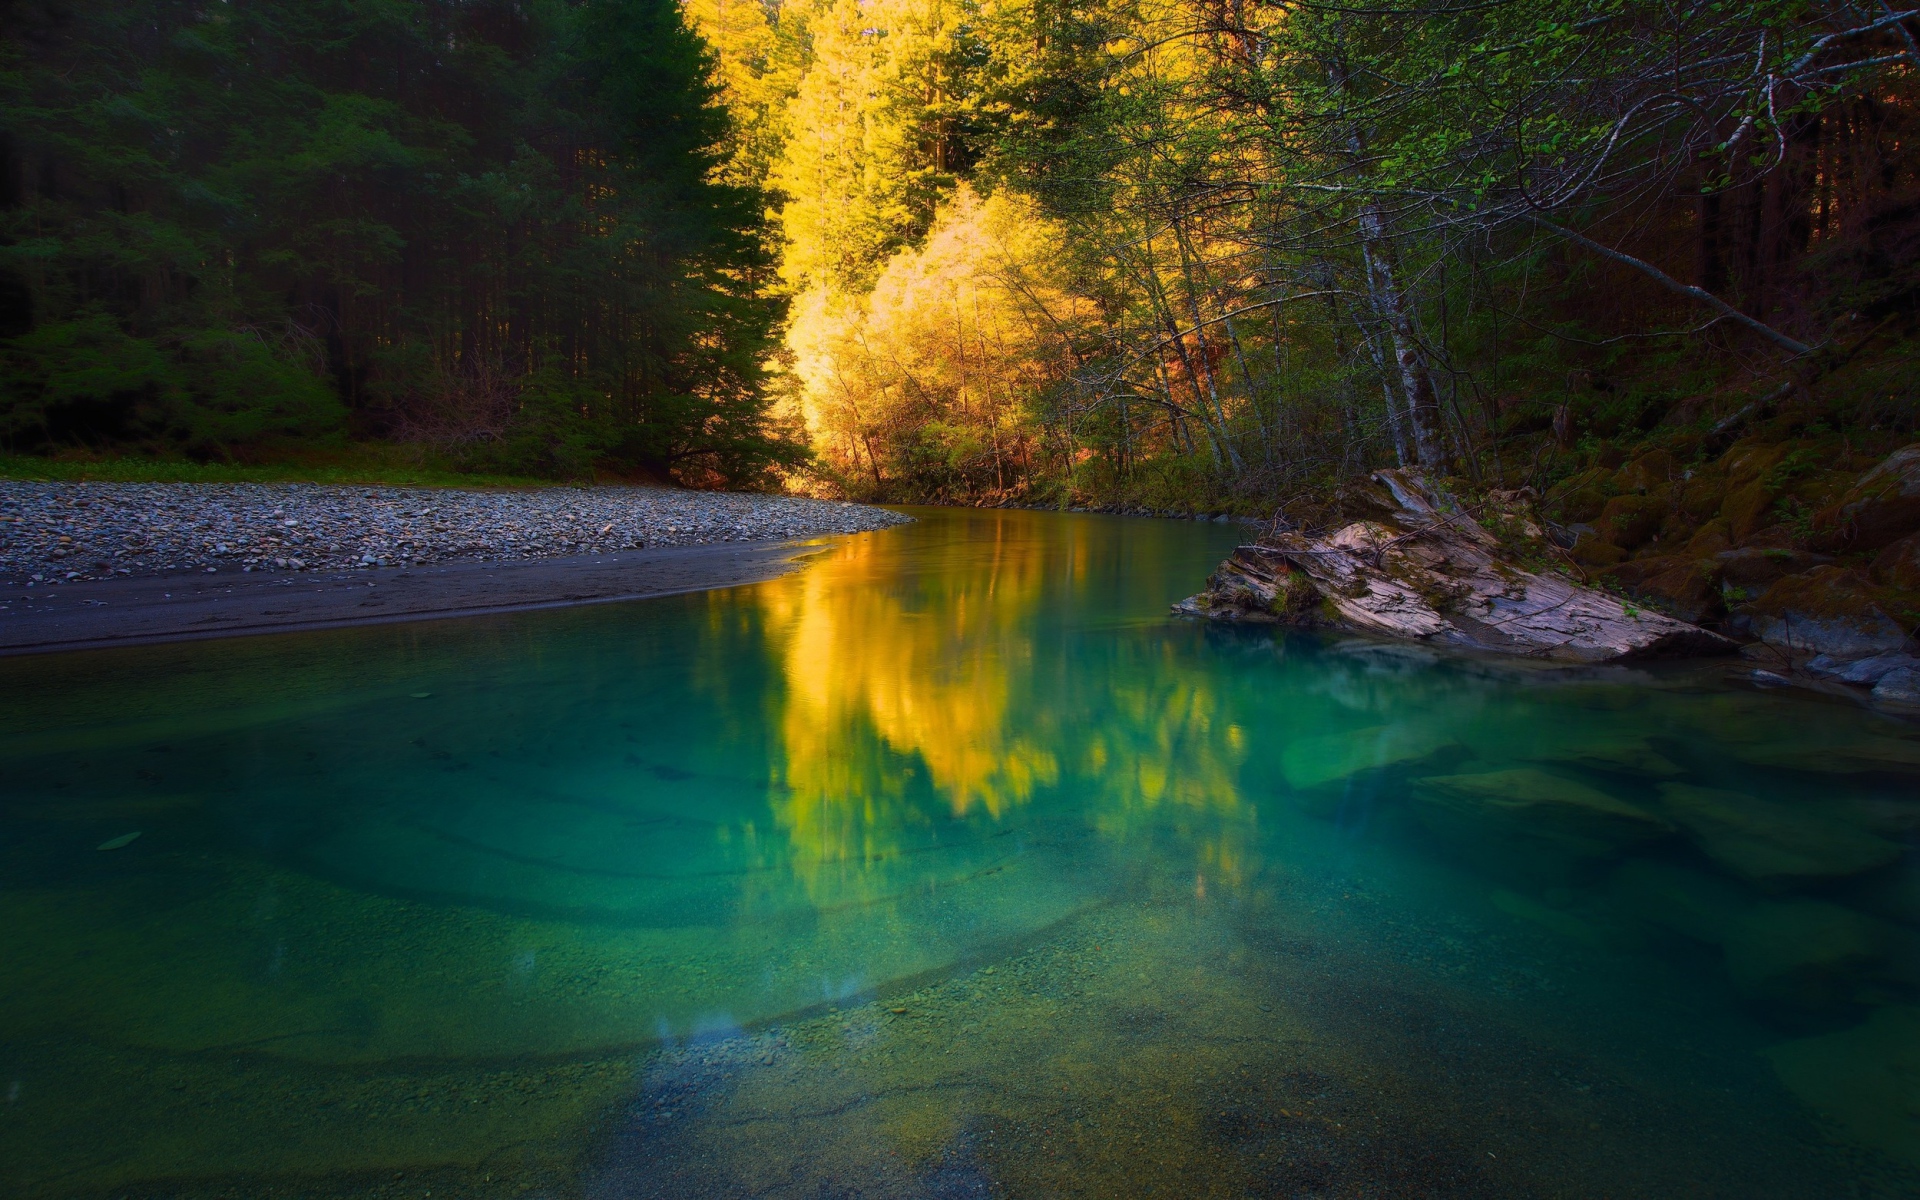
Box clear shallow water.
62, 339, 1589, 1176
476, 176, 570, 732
2, 509, 1918, 1199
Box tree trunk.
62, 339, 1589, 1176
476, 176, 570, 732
1357, 217, 1446, 470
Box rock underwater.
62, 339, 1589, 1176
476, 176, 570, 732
1173, 470, 1739, 663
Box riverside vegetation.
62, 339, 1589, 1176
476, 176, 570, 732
6, 0, 1920, 671
2, 2, 1916, 503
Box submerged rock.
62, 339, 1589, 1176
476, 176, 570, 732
1765, 1006, 1920, 1168
1731, 735, 1920, 775
1279, 724, 1463, 791
1531, 738, 1685, 779
1722, 899, 1889, 1011
1174, 471, 1738, 663
1411, 768, 1672, 864
1610, 860, 1752, 946
1613, 862, 1894, 1015
1655, 783, 1902, 886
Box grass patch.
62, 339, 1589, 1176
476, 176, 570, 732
0, 445, 561, 489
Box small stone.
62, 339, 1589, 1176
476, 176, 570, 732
96, 832, 142, 851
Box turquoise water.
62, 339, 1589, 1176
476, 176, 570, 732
2, 508, 1918, 1198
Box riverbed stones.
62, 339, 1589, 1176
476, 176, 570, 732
0, 482, 911, 583
1655, 783, 1903, 886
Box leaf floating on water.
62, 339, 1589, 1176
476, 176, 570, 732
410, 692, 433, 699
96, 832, 141, 851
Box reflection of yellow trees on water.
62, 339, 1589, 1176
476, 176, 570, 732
759, 515, 1257, 904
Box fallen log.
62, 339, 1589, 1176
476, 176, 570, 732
1174, 470, 1738, 663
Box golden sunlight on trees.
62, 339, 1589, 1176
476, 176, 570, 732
787, 186, 1088, 499
682, 0, 1920, 509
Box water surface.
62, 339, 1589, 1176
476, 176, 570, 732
3, 509, 1918, 1198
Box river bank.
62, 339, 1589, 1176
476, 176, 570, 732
0, 482, 909, 586
0, 541, 832, 655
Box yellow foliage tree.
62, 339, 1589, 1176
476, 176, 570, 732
788, 184, 1092, 498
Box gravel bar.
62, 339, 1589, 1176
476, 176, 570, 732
0, 482, 911, 586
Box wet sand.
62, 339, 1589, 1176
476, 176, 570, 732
0, 539, 819, 655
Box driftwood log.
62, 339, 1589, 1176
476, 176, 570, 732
1174, 470, 1738, 663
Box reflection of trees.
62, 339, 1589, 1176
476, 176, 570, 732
760, 515, 1259, 902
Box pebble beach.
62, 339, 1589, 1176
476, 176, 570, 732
0, 482, 911, 585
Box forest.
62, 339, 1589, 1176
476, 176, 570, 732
1, 0, 797, 484
5, 0, 1920, 508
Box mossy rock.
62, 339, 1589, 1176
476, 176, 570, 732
1743, 565, 1912, 658
1720, 441, 1790, 487
1720, 480, 1776, 543
1870, 531, 1920, 591
1552, 467, 1617, 523
1714, 547, 1829, 591
1765, 1006, 1920, 1168
1571, 534, 1628, 568
1615, 449, 1680, 493
1657, 783, 1903, 885
1599, 493, 1663, 549
1675, 477, 1728, 524
1685, 519, 1733, 557
1813, 443, 1920, 551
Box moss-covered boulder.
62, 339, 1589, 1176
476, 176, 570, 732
1720, 480, 1777, 543
1871, 531, 1920, 591
1616, 449, 1680, 493
1721, 441, 1790, 487
1714, 547, 1829, 592
1599, 493, 1664, 549
1606, 555, 1723, 623
1656, 783, 1903, 886
1570, 533, 1628, 568
1552, 467, 1616, 523
1814, 443, 1920, 551
1685, 519, 1733, 556
1744, 566, 1912, 657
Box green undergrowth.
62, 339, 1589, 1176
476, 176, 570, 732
0, 446, 576, 490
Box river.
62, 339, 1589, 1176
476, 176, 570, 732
1, 508, 1916, 1197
